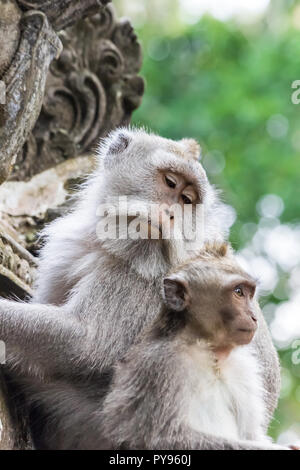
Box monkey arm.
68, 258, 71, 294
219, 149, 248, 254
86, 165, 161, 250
0, 298, 88, 376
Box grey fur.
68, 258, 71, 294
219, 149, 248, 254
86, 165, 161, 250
0, 128, 281, 449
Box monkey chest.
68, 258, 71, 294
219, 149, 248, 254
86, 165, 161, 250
187, 380, 241, 440
184, 348, 263, 441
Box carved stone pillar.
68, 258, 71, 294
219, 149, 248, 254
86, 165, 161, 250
0, 0, 144, 449
12, 4, 144, 181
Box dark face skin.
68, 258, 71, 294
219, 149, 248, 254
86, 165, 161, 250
158, 171, 199, 207
213, 278, 257, 358
123, 170, 200, 239
149, 171, 199, 237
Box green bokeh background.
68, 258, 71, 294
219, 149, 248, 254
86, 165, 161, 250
116, 0, 300, 442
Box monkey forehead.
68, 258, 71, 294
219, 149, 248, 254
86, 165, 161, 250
122, 126, 201, 159
100, 126, 203, 167
150, 149, 207, 185
98, 127, 205, 175
169, 257, 256, 288
102, 127, 199, 154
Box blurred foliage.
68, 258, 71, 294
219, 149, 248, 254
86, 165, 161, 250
116, 0, 300, 441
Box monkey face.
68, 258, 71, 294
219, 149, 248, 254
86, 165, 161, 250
148, 170, 201, 237
162, 243, 258, 355
121, 169, 201, 240
93, 129, 231, 278
96, 128, 220, 249
217, 279, 257, 347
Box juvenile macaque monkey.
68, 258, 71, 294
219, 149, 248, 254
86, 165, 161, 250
101, 243, 289, 450
0, 128, 280, 449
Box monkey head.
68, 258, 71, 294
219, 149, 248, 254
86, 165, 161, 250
92, 128, 228, 275
162, 243, 258, 358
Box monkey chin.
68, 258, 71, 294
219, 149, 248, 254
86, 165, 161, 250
212, 329, 256, 361
235, 328, 256, 346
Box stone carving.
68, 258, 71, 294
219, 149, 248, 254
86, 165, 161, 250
11, 5, 144, 181
0, 227, 37, 298
0, 1, 22, 79
17, 0, 111, 31
0, 154, 95, 255
0, 0, 144, 281
0, 9, 62, 184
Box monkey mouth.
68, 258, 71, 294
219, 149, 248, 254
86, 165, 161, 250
147, 220, 163, 239
126, 215, 162, 229
147, 219, 163, 234
235, 327, 256, 345
129, 217, 163, 239
237, 328, 256, 338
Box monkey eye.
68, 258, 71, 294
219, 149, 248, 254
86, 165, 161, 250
181, 194, 192, 204
234, 286, 244, 297
165, 175, 177, 188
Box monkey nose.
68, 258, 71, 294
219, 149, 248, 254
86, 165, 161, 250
247, 309, 257, 323
164, 208, 174, 220
249, 312, 257, 323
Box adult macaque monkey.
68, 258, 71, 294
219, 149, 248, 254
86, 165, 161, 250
101, 243, 289, 450
0, 128, 280, 449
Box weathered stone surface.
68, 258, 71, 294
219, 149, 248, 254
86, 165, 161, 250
1, 155, 94, 218
0, 373, 15, 450
17, 0, 111, 31
0, 10, 62, 184
0, 1, 22, 79
0, 227, 37, 298
0, 372, 32, 450
0, 154, 95, 251
11, 4, 144, 181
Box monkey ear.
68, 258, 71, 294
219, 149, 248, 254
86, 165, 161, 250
163, 276, 190, 312
104, 130, 131, 169
108, 132, 131, 155
180, 138, 201, 161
